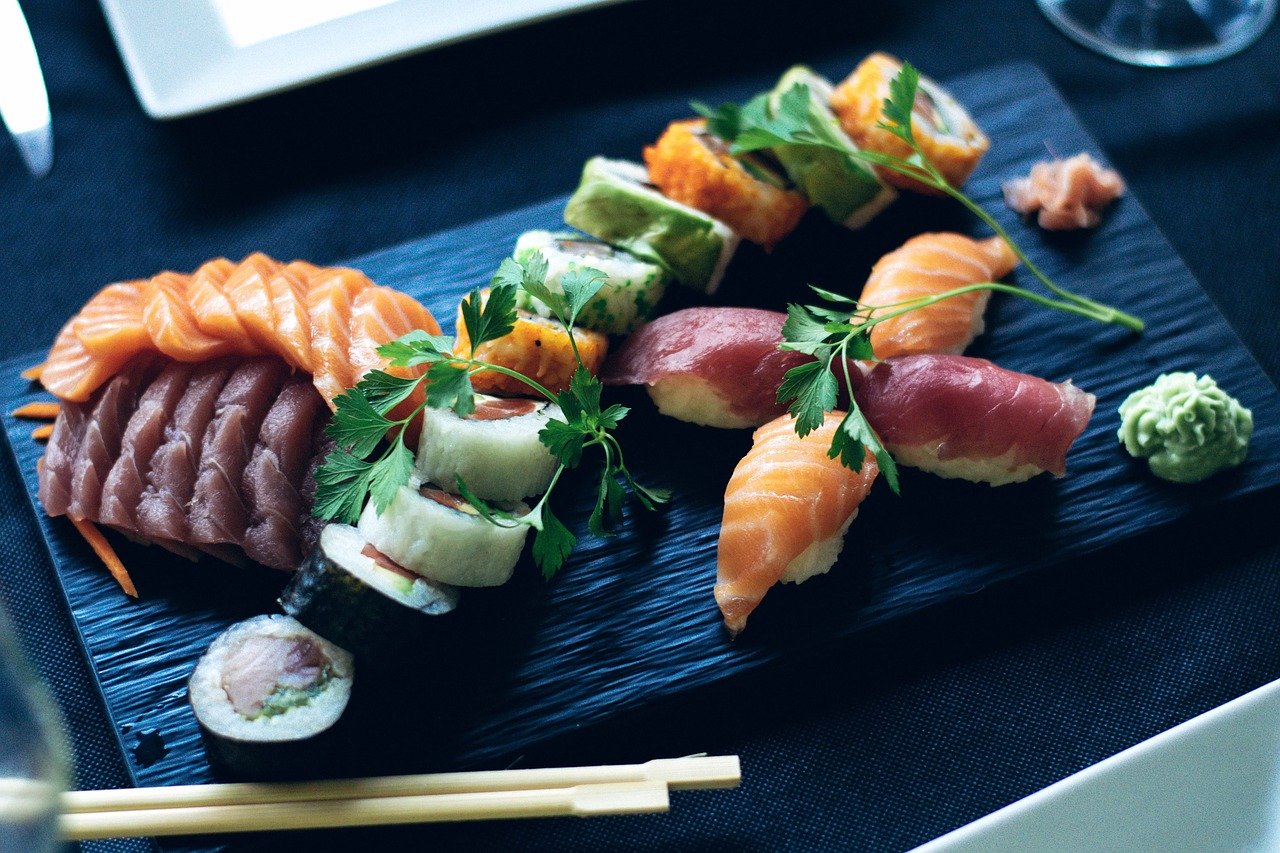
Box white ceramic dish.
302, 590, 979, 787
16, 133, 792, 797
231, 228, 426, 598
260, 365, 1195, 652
913, 678, 1280, 852
98, 0, 631, 119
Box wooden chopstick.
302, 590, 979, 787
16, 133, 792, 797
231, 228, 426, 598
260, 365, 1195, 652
59, 781, 669, 840
64, 755, 740, 813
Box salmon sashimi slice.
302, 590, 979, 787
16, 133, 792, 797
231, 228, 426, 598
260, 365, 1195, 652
346, 286, 442, 431
715, 411, 879, 636
263, 261, 315, 373
223, 252, 287, 357
307, 266, 372, 406
42, 283, 151, 402
144, 271, 247, 362
187, 258, 265, 353
859, 232, 1018, 359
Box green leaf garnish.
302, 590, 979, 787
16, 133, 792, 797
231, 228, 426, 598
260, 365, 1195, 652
313, 252, 669, 581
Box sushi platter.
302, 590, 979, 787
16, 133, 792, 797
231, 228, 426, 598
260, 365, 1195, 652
5, 60, 1280, 790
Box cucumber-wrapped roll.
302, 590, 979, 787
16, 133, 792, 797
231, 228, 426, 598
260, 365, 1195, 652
357, 481, 530, 587
768, 66, 897, 229
564, 157, 739, 294
417, 394, 563, 502
280, 524, 459, 659
513, 230, 667, 334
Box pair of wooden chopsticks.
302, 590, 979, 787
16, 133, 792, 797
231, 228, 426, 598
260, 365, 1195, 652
57, 755, 741, 841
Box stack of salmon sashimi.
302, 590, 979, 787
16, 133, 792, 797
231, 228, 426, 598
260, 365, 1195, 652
34, 254, 441, 572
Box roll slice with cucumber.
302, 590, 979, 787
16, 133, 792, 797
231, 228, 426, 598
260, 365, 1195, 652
279, 524, 460, 659
768, 66, 897, 229
358, 481, 530, 587
417, 394, 562, 502
513, 230, 668, 334
563, 157, 739, 294
188, 614, 354, 779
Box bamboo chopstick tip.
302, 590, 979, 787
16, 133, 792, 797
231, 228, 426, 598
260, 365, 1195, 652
571, 782, 668, 817
646, 755, 741, 789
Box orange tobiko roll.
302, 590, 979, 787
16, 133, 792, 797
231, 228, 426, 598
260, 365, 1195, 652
830, 53, 988, 195
453, 290, 608, 396
644, 119, 807, 250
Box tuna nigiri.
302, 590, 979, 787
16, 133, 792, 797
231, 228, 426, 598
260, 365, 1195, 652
715, 412, 879, 636
859, 232, 1018, 359
853, 354, 1096, 485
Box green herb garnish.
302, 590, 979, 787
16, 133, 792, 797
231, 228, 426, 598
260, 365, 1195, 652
698, 61, 1144, 480
313, 253, 669, 579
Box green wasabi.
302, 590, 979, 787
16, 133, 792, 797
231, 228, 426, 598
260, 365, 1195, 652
1117, 372, 1252, 483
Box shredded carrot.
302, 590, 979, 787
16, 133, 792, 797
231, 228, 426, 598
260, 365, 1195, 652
20, 363, 45, 381
12, 402, 60, 420
69, 518, 138, 598
30, 424, 53, 441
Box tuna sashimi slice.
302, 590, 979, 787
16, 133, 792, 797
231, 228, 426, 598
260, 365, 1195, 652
854, 354, 1096, 484
135, 361, 235, 544
66, 359, 161, 521
715, 412, 879, 636
241, 374, 327, 570
38, 391, 93, 516
98, 362, 194, 532
188, 359, 290, 548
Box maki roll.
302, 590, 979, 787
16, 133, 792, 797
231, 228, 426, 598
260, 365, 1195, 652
454, 289, 608, 396
767, 66, 897, 229
189, 615, 353, 779
358, 481, 530, 587
830, 53, 988, 194
280, 524, 459, 659
417, 394, 563, 501
513, 230, 668, 334
644, 119, 808, 250
563, 157, 739, 294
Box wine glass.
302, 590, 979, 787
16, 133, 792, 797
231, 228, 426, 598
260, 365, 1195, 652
1037, 0, 1277, 66
0, 600, 68, 853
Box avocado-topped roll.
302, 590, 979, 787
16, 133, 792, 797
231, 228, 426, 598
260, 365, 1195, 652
768, 66, 897, 228
358, 481, 530, 587
644, 119, 808, 250
188, 615, 353, 779
830, 53, 988, 194
513, 231, 668, 334
417, 393, 563, 502
280, 524, 459, 658
563, 157, 739, 294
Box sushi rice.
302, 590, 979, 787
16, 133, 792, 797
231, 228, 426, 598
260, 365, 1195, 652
513, 230, 668, 334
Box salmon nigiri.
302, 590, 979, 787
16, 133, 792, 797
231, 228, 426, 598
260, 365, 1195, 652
715, 411, 879, 636
859, 232, 1017, 359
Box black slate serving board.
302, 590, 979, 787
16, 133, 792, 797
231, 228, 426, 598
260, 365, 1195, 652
4, 63, 1279, 789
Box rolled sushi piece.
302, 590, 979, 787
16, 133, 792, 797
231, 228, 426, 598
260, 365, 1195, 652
189, 614, 353, 779
454, 289, 608, 396
417, 394, 563, 502
513, 230, 668, 334
644, 119, 808, 250
358, 481, 530, 587
830, 53, 989, 194
767, 66, 897, 229
563, 157, 739, 294
280, 524, 460, 659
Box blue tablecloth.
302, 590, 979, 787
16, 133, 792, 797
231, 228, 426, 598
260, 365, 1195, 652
2, 1, 1277, 850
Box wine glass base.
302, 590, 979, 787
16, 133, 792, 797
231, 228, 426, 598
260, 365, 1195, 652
1037, 0, 1277, 66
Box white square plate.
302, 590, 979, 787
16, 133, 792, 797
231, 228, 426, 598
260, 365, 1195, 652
913, 678, 1280, 852
99, 0, 631, 119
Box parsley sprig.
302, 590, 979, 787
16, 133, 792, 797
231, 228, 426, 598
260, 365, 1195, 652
314, 253, 670, 579
694, 61, 1145, 482
693, 62, 1145, 334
